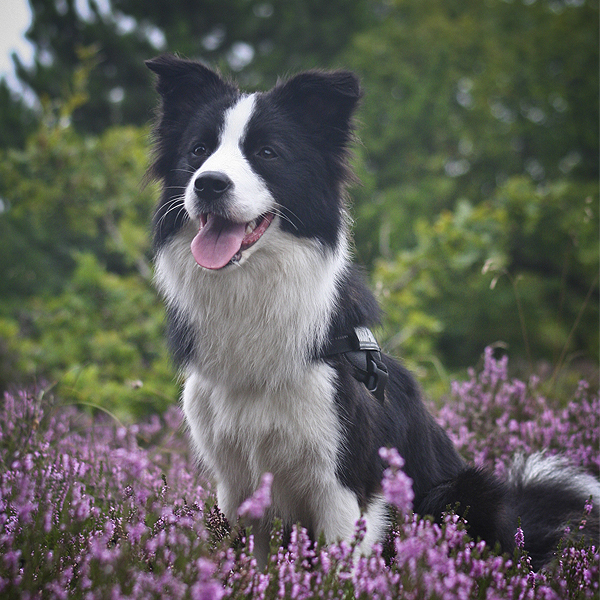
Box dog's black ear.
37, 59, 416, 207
273, 70, 361, 141
146, 54, 235, 114
146, 55, 237, 181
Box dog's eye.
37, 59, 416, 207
257, 146, 277, 159
192, 143, 209, 157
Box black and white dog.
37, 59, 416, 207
146, 55, 599, 569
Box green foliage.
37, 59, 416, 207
374, 176, 598, 383
0, 0, 597, 413
4, 252, 176, 418
0, 80, 37, 149
7, 0, 375, 136
349, 0, 598, 258
0, 105, 175, 417
0, 96, 154, 298
346, 0, 598, 381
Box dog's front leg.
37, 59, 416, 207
310, 488, 388, 577
248, 527, 271, 569
314, 484, 361, 545
315, 484, 387, 557
216, 483, 271, 569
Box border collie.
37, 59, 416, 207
146, 54, 599, 569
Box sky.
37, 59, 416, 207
0, 0, 114, 103
1, 0, 34, 90
0, 0, 165, 99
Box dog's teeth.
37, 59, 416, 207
245, 220, 256, 235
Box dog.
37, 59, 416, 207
146, 54, 599, 569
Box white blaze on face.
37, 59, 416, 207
184, 94, 274, 222
184, 94, 278, 270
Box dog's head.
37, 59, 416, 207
146, 55, 361, 270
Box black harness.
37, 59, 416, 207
321, 326, 388, 402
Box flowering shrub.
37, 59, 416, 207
0, 350, 598, 599
379, 447, 414, 514
238, 473, 274, 521
437, 347, 600, 480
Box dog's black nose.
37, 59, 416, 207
194, 171, 233, 202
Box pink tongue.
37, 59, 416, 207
191, 215, 246, 270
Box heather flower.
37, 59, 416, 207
238, 472, 273, 520
190, 558, 225, 600
1, 351, 598, 600
438, 348, 600, 478
379, 446, 414, 513
515, 526, 525, 549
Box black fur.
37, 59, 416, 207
325, 264, 599, 568
164, 304, 196, 367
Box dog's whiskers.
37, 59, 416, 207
155, 196, 189, 235
273, 206, 302, 231
171, 167, 197, 176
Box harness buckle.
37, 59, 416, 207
321, 326, 389, 403
363, 351, 388, 402
347, 327, 388, 403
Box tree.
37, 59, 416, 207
0, 80, 37, 148
0, 96, 177, 415
0, 0, 596, 411
7, 0, 375, 137
346, 0, 598, 377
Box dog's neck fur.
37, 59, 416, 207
154, 220, 350, 392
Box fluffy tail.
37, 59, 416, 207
507, 453, 600, 568
417, 453, 600, 569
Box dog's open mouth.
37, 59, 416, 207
190, 212, 275, 270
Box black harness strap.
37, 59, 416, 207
321, 326, 388, 403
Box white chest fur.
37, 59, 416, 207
155, 222, 355, 522
182, 363, 342, 526
154, 221, 348, 390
